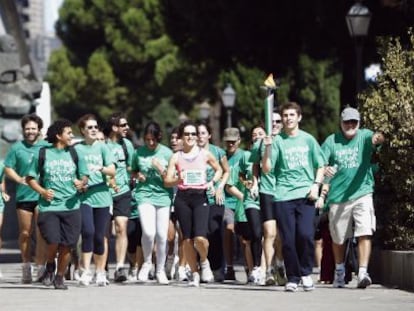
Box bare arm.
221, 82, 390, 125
26, 176, 54, 202
4, 167, 26, 185
164, 154, 180, 188
225, 184, 244, 201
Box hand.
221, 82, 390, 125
41, 189, 54, 202
315, 196, 325, 209
2, 192, 10, 202
215, 185, 225, 205
249, 184, 259, 200
137, 172, 146, 183
74, 179, 87, 192
372, 132, 384, 145
207, 181, 216, 197
307, 183, 320, 201
151, 158, 164, 174
263, 135, 273, 146
325, 166, 337, 178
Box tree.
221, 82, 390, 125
360, 30, 414, 250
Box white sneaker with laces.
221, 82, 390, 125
301, 275, 315, 291
138, 262, 152, 282
200, 260, 214, 283
156, 270, 169, 285
96, 271, 109, 287
333, 268, 346, 288
188, 272, 200, 287
285, 282, 298, 292
357, 272, 372, 289
79, 269, 93, 286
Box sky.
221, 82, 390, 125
44, 0, 64, 34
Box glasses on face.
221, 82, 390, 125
118, 123, 128, 128
226, 140, 237, 145
273, 120, 282, 124
343, 120, 359, 125
183, 132, 197, 137
86, 125, 99, 130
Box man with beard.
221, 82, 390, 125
321, 107, 384, 289
4, 114, 49, 283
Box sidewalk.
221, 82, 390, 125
1, 243, 414, 311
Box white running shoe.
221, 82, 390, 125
79, 269, 93, 286
96, 271, 109, 287
138, 262, 152, 282
176, 265, 188, 282
333, 269, 346, 288
188, 272, 200, 287
128, 267, 138, 282
200, 260, 214, 283
156, 270, 169, 285
301, 275, 315, 291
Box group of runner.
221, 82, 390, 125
0, 101, 384, 292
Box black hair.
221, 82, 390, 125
196, 120, 212, 134
46, 119, 72, 144
103, 112, 126, 136
21, 113, 43, 130
143, 121, 162, 142
178, 120, 198, 138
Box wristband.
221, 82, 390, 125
313, 181, 322, 186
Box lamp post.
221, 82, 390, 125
178, 112, 188, 124
199, 101, 211, 121
346, 1, 372, 104
221, 83, 236, 128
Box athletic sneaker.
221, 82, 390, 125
73, 269, 81, 281
250, 266, 262, 285
301, 275, 315, 291
188, 272, 200, 287
79, 269, 93, 286
333, 269, 346, 288
53, 274, 68, 290
156, 271, 169, 285
42, 271, 55, 287
275, 266, 288, 286
265, 269, 276, 286
36, 265, 46, 282
175, 265, 189, 282
224, 266, 236, 281
114, 267, 128, 283
357, 273, 372, 289
213, 269, 224, 283
285, 282, 298, 292
22, 263, 32, 284
96, 271, 110, 287
165, 255, 176, 280
128, 267, 138, 282
137, 262, 152, 282
148, 264, 156, 280
200, 260, 214, 283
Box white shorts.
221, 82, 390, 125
328, 194, 376, 245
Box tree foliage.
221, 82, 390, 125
360, 30, 414, 250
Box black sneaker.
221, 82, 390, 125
114, 268, 127, 283
224, 267, 236, 281
53, 275, 68, 290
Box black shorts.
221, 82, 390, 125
260, 193, 276, 222
37, 209, 81, 247
16, 201, 37, 213
235, 222, 251, 241
113, 191, 132, 218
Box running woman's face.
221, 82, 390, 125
23, 120, 41, 144
197, 125, 211, 148
252, 127, 265, 143
170, 133, 182, 152
144, 133, 158, 151
341, 120, 360, 139
82, 120, 99, 141
182, 125, 198, 148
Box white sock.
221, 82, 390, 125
358, 266, 367, 278
116, 263, 124, 270
275, 259, 284, 268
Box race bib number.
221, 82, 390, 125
183, 170, 206, 186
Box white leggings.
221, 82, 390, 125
138, 203, 170, 272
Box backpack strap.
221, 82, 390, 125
68, 145, 80, 178
121, 138, 129, 163
38, 146, 47, 186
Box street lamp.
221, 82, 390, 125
178, 112, 188, 124
221, 83, 236, 128
199, 101, 211, 121
346, 1, 372, 103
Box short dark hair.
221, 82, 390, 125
21, 113, 43, 130
143, 121, 162, 142
197, 120, 212, 135
104, 112, 126, 136
280, 101, 302, 116
46, 119, 72, 144
178, 120, 198, 138
78, 114, 98, 132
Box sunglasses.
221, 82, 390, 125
183, 132, 197, 137
118, 123, 128, 128
86, 125, 99, 130
273, 120, 282, 124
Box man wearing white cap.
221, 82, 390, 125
320, 107, 384, 289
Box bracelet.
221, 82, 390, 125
313, 181, 322, 186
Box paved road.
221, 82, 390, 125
1, 244, 413, 311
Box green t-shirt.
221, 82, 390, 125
131, 143, 173, 207
27, 147, 89, 213
206, 144, 226, 205
4, 139, 50, 202
239, 151, 260, 210
321, 128, 376, 204
249, 139, 276, 196
0, 162, 5, 213
224, 148, 245, 210
227, 166, 246, 223
271, 130, 325, 201
106, 138, 135, 197
75, 141, 115, 208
